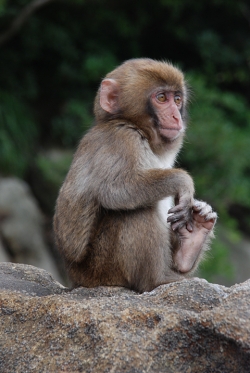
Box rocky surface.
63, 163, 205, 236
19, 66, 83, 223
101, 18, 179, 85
0, 262, 249, 373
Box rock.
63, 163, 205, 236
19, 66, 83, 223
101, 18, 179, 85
0, 262, 65, 296
0, 177, 62, 282
0, 237, 10, 262
227, 235, 250, 285
0, 263, 249, 372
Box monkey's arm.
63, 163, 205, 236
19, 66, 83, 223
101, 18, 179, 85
98, 167, 194, 216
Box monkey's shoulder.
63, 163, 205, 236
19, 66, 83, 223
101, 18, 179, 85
77, 122, 146, 156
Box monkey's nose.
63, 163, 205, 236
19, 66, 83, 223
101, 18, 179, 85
173, 115, 180, 125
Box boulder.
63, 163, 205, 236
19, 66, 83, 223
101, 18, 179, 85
0, 177, 62, 282
0, 262, 249, 372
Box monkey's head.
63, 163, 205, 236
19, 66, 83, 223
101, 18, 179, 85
94, 58, 189, 146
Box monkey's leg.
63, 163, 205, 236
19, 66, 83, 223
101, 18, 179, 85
172, 200, 217, 273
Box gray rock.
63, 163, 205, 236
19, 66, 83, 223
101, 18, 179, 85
0, 262, 65, 296
0, 237, 10, 262
0, 262, 249, 372
0, 177, 62, 282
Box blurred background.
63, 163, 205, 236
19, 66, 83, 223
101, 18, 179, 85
0, 0, 250, 286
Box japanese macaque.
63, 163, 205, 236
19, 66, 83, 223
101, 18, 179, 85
54, 58, 217, 293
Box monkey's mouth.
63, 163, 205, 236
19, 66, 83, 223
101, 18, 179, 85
159, 126, 182, 140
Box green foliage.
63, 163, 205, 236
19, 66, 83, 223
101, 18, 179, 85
179, 74, 250, 283
0, 0, 7, 15
51, 99, 92, 147
199, 234, 235, 283
33, 150, 73, 213
0, 91, 37, 177
36, 151, 73, 189
83, 53, 118, 82
182, 74, 250, 211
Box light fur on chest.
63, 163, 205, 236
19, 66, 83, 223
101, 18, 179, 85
139, 142, 177, 224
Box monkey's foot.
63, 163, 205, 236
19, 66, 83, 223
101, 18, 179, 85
173, 200, 217, 273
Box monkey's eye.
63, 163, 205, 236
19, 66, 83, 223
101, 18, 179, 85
156, 93, 166, 102
174, 94, 182, 105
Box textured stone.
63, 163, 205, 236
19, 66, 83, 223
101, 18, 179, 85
0, 177, 62, 281
0, 262, 249, 372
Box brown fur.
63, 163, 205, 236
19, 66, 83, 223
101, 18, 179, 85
54, 58, 216, 293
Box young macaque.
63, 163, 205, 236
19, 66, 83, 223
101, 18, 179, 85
54, 58, 217, 293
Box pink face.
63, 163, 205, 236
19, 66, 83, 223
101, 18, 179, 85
151, 90, 184, 140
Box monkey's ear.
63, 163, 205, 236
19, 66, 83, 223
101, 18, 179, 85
100, 79, 119, 114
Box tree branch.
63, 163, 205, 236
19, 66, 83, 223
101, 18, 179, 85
0, 0, 57, 46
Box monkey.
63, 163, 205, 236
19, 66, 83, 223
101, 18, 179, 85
53, 58, 217, 293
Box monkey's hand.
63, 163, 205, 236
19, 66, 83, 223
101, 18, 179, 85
172, 200, 217, 273
167, 194, 194, 231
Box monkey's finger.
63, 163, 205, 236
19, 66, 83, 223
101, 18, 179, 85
171, 220, 186, 231
186, 221, 193, 232
168, 206, 182, 214
168, 203, 189, 214
167, 210, 188, 223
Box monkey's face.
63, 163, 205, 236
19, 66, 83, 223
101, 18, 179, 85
150, 89, 184, 141
94, 59, 188, 145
